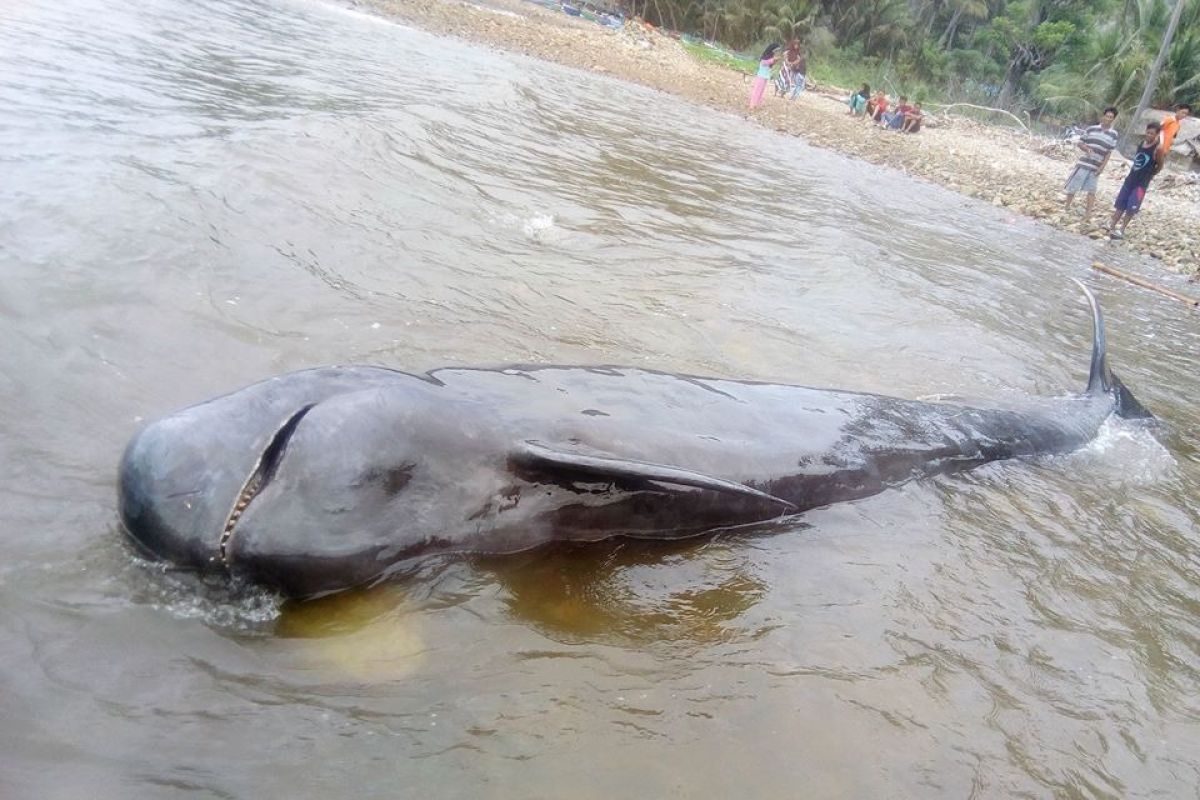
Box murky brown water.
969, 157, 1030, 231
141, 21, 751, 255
2, 0, 1199, 796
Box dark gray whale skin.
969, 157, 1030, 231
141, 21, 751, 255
118, 286, 1150, 597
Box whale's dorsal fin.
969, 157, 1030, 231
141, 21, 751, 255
1071, 279, 1153, 420
1072, 278, 1112, 394
512, 441, 797, 512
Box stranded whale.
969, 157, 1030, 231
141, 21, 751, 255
118, 284, 1150, 597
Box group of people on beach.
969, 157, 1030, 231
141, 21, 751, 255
848, 86, 924, 133
745, 40, 1191, 245
748, 41, 806, 109
1061, 102, 1191, 240
746, 41, 925, 136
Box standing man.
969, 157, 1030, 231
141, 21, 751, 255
1109, 121, 1161, 240
1064, 106, 1119, 217
1155, 102, 1192, 172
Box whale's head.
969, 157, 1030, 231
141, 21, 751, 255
118, 367, 503, 596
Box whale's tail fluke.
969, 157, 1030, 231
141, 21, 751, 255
1072, 279, 1153, 420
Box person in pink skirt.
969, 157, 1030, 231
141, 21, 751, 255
749, 43, 779, 109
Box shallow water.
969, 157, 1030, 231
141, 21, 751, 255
2, 0, 1199, 796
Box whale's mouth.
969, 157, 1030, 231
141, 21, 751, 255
217, 404, 315, 566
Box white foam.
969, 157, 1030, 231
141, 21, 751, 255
131, 560, 283, 632
522, 213, 558, 241
152, 588, 282, 629
1063, 418, 1176, 486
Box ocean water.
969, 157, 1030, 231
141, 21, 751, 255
2, 0, 1198, 796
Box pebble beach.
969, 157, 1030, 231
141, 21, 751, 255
363, 0, 1200, 279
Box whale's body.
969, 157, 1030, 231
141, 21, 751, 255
119, 286, 1149, 597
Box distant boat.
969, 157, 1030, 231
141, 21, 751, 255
561, 3, 581, 15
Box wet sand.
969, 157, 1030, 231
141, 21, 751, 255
363, 0, 1199, 278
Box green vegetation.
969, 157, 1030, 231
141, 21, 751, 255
679, 40, 757, 74
634, 0, 1198, 124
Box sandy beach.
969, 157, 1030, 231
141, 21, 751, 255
364, 0, 1199, 278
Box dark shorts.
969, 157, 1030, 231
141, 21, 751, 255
1115, 182, 1147, 214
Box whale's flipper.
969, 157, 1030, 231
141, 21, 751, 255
513, 441, 797, 512
1072, 279, 1153, 420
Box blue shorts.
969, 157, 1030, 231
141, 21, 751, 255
1114, 182, 1147, 214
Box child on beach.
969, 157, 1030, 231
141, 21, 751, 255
879, 96, 911, 129
900, 102, 924, 133
750, 44, 779, 110
773, 42, 797, 97
782, 41, 806, 99
1155, 102, 1191, 171
847, 84, 869, 115
1108, 121, 1162, 240
866, 90, 888, 122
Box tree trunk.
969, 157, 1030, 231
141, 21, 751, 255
924, 0, 943, 36
997, 0, 1043, 109
1123, 0, 1187, 151
938, 4, 965, 50
997, 58, 1025, 109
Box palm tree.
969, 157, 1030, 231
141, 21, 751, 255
1163, 0, 1200, 98
761, 0, 817, 44
938, 0, 989, 49
1125, 0, 1188, 147
825, 0, 910, 55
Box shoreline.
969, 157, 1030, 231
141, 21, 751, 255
364, 0, 1199, 280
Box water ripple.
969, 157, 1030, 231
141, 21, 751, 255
2, 0, 1200, 796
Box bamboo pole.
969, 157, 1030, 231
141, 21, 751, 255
1091, 261, 1200, 307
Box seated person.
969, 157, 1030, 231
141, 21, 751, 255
866, 91, 889, 121
901, 102, 924, 133
847, 84, 870, 115
880, 96, 911, 129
